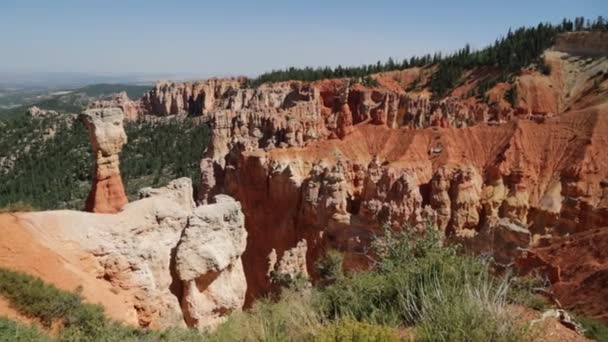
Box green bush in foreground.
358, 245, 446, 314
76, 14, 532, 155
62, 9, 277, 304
210, 290, 321, 342
316, 249, 344, 285
0, 268, 205, 341
0, 269, 98, 328
577, 316, 608, 342
314, 319, 401, 342
414, 273, 526, 342
0, 317, 49, 342
508, 275, 551, 311
317, 227, 529, 341
0, 225, 537, 341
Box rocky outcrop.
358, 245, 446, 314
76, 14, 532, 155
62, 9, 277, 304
27, 106, 59, 118
90, 34, 606, 316
81, 107, 128, 213
14, 178, 247, 330
267, 239, 309, 285
139, 77, 517, 156
448, 166, 483, 237
176, 195, 247, 329
89, 92, 142, 121
517, 227, 608, 323
209, 102, 608, 299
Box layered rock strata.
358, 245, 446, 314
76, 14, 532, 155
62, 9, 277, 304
81, 107, 129, 213
142, 34, 607, 304
202, 99, 608, 301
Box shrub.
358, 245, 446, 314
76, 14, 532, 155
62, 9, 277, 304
506, 86, 518, 108
0, 268, 205, 341
0, 268, 87, 327
508, 275, 551, 311
576, 315, 608, 342
414, 273, 527, 342
317, 226, 529, 341
316, 250, 344, 284
314, 320, 401, 342
0, 317, 49, 342
318, 227, 484, 325
210, 289, 321, 342
0, 201, 35, 213
269, 271, 310, 291
539, 60, 552, 75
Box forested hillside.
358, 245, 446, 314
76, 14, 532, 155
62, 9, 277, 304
0, 83, 150, 119
252, 16, 608, 97
0, 114, 209, 210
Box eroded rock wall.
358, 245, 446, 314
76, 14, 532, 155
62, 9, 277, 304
207, 99, 608, 300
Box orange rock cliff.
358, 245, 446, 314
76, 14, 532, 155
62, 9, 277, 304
3, 31, 608, 328
133, 31, 608, 305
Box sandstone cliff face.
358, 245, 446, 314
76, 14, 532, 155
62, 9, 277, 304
81, 107, 129, 213
127, 34, 608, 305
203, 100, 608, 300
131, 36, 603, 303
14, 178, 247, 330
176, 195, 247, 329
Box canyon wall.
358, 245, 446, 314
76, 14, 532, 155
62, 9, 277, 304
152, 34, 607, 302
213, 106, 608, 300
12, 31, 604, 326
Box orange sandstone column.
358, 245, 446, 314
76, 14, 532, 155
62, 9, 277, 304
81, 108, 128, 213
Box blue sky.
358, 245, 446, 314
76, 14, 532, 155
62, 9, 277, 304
0, 0, 605, 77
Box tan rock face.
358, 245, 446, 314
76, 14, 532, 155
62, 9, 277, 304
430, 166, 452, 232
449, 166, 483, 237
176, 195, 247, 329
81, 108, 128, 213
16, 179, 247, 330
501, 170, 530, 224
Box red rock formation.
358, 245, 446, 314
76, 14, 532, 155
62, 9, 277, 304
214, 102, 608, 300
517, 228, 608, 323
81, 108, 128, 213
132, 31, 608, 303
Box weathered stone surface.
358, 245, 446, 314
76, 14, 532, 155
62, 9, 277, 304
430, 166, 452, 232
197, 158, 218, 205
492, 218, 532, 265
449, 166, 483, 237
176, 195, 247, 329
81, 107, 128, 213
16, 179, 247, 330
268, 239, 309, 284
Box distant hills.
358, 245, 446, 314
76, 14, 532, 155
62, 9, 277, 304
0, 83, 150, 119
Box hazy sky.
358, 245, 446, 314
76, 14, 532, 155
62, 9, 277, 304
0, 0, 605, 77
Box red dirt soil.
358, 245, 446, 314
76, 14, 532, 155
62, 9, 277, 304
528, 227, 608, 323
0, 213, 137, 325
